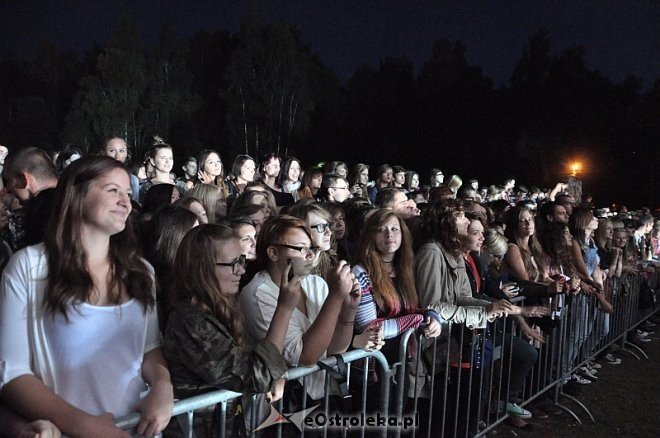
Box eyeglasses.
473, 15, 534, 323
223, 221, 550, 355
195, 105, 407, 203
309, 223, 331, 233
330, 186, 348, 190
273, 244, 321, 257
215, 254, 247, 274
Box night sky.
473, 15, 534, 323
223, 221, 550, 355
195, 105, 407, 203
2, 0, 659, 88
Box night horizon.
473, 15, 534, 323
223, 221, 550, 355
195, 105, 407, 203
1, 1, 658, 207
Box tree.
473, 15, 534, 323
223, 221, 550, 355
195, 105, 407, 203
65, 14, 148, 155
416, 39, 494, 177
186, 29, 235, 153
226, 16, 314, 158
143, 24, 200, 159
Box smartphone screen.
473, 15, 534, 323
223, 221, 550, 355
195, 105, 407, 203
290, 257, 314, 278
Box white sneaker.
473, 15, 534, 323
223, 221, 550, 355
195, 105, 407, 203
578, 367, 598, 381
572, 374, 592, 385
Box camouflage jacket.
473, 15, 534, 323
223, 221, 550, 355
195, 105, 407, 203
163, 301, 288, 399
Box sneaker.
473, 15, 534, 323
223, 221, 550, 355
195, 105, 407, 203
577, 367, 598, 381
636, 329, 650, 337
505, 402, 533, 419
603, 353, 621, 365
572, 374, 592, 385
643, 321, 656, 328
588, 361, 602, 369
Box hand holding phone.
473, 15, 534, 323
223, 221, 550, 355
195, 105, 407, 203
500, 281, 520, 299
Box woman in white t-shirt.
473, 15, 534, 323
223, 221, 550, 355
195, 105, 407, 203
0, 156, 173, 437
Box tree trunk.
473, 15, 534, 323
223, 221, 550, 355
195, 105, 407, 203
277, 88, 284, 155
240, 86, 249, 154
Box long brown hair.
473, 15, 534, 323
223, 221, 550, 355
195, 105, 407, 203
418, 199, 465, 256
173, 224, 244, 344
44, 156, 154, 319
568, 207, 593, 246
594, 217, 613, 250
356, 209, 418, 315
504, 206, 547, 279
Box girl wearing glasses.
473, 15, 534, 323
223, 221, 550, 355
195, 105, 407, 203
283, 203, 336, 279
239, 215, 358, 421
163, 224, 301, 436
0, 156, 173, 437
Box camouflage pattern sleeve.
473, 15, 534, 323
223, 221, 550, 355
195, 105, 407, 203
164, 303, 288, 397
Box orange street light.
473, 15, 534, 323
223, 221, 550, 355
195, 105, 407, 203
570, 161, 582, 176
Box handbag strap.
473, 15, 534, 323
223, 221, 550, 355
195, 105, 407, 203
317, 354, 350, 398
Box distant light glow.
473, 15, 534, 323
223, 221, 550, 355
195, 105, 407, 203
570, 161, 582, 176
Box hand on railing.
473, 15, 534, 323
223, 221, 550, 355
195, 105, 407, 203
594, 291, 615, 313
569, 276, 581, 293
486, 299, 514, 319
518, 320, 546, 344
581, 281, 597, 295
421, 316, 442, 338
545, 279, 565, 295
17, 420, 61, 438
135, 382, 174, 437
623, 265, 640, 275
266, 378, 286, 404
352, 327, 385, 352
511, 305, 550, 318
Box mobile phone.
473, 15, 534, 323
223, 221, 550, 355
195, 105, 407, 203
287, 258, 295, 281
508, 284, 521, 296
289, 257, 314, 279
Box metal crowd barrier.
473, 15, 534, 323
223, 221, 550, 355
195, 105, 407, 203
115, 271, 659, 438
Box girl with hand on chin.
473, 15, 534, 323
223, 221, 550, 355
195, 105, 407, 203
163, 224, 300, 436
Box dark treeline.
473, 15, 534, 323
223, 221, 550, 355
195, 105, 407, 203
0, 14, 657, 207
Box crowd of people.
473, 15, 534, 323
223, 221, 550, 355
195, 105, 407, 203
0, 136, 658, 437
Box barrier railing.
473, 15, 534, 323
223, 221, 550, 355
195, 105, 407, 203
115, 270, 658, 437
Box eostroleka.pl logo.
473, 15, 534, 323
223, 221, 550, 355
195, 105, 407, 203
254, 405, 321, 432
254, 405, 420, 432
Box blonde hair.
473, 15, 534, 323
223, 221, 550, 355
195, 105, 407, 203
447, 175, 463, 193
189, 184, 223, 223
485, 228, 508, 258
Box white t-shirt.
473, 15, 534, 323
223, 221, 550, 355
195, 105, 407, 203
0, 244, 160, 417
239, 270, 329, 399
